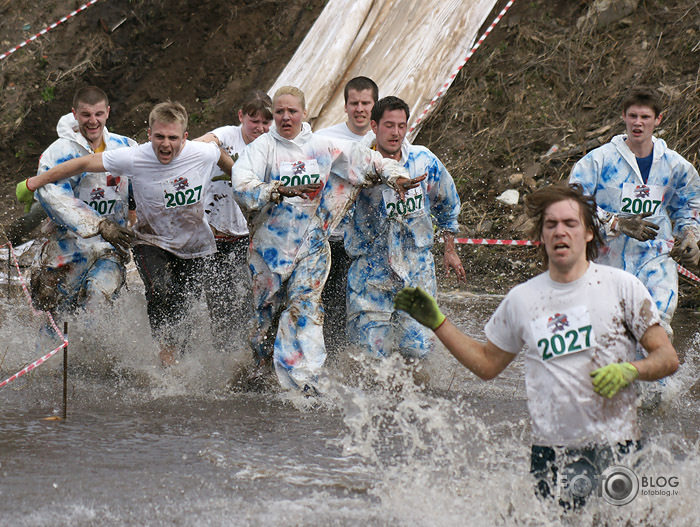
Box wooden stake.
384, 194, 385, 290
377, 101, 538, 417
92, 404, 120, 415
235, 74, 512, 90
62, 321, 68, 420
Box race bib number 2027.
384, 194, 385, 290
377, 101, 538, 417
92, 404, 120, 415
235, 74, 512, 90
162, 176, 203, 209
530, 305, 597, 362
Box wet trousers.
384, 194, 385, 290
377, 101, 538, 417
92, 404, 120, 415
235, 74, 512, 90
249, 245, 330, 390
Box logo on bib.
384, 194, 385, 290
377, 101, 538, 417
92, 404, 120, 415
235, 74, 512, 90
634, 185, 650, 199
90, 188, 105, 200
547, 313, 569, 333
292, 161, 307, 175
173, 177, 189, 191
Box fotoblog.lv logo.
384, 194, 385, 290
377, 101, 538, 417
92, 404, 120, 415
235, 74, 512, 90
557, 465, 680, 505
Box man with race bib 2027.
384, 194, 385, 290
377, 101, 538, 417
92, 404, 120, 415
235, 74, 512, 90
569, 87, 700, 338
22, 101, 235, 366
345, 96, 466, 361
394, 183, 679, 508
17, 86, 137, 315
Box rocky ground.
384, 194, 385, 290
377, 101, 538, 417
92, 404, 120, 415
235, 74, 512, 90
1, 0, 700, 301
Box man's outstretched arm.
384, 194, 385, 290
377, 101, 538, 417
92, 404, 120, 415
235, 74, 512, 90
394, 286, 515, 380
26, 153, 106, 191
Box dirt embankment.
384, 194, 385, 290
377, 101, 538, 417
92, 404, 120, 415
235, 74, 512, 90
2, 0, 700, 299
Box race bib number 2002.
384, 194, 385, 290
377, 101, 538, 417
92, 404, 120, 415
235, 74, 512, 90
162, 176, 203, 209
530, 305, 597, 362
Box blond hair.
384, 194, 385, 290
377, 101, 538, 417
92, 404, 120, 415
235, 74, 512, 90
148, 101, 188, 130
272, 86, 306, 110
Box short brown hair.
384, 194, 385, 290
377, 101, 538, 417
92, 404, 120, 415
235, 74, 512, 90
344, 76, 378, 103
622, 87, 662, 118
73, 86, 109, 109
240, 90, 273, 121
525, 182, 603, 265
148, 101, 188, 130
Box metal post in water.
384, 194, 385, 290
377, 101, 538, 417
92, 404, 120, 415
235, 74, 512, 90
6, 250, 10, 299
63, 321, 68, 420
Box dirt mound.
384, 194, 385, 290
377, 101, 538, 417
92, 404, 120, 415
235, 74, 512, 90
2, 0, 700, 299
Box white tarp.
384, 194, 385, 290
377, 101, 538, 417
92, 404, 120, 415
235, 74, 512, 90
269, 0, 500, 139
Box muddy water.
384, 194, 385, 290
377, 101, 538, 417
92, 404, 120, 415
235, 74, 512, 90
1, 283, 699, 526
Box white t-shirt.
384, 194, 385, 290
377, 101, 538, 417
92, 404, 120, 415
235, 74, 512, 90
205, 125, 249, 236
102, 141, 220, 258
484, 262, 661, 447
315, 122, 368, 241
315, 122, 366, 143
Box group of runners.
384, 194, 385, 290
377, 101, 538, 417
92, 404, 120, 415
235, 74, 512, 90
9, 81, 699, 507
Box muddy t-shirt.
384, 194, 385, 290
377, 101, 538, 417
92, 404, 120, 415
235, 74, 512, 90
102, 141, 220, 258
205, 125, 249, 236
485, 262, 660, 447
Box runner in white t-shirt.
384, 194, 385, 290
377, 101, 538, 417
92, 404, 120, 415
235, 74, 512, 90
395, 183, 678, 507
193, 90, 273, 353
24, 102, 236, 366
314, 77, 378, 355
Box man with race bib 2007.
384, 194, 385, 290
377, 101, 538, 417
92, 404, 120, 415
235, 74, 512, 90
22, 101, 235, 366
230, 86, 416, 393
345, 96, 466, 361
394, 183, 678, 507
17, 86, 137, 315
569, 87, 700, 337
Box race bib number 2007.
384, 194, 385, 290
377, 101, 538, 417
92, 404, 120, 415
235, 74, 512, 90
530, 305, 597, 362
162, 176, 203, 209
279, 160, 324, 186
621, 183, 664, 216
382, 186, 425, 218
79, 184, 119, 216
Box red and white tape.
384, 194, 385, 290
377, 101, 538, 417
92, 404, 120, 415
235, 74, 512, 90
0, 242, 67, 389
454, 237, 537, 247
0, 0, 101, 61
408, 0, 516, 135
451, 236, 700, 285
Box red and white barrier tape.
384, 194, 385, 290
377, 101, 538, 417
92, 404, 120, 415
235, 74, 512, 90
451, 236, 700, 285
454, 237, 537, 247
408, 0, 516, 134
677, 264, 700, 284
0, 0, 101, 61
0, 242, 67, 389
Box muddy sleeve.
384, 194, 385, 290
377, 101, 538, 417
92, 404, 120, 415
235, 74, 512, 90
230, 137, 281, 212
665, 159, 700, 238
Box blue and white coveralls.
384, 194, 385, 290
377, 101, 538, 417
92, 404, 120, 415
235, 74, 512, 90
230, 122, 407, 390
345, 134, 461, 358
34, 113, 136, 312
569, 134, 700, 334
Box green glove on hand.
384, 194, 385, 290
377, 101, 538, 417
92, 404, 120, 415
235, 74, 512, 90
393, 286, 446, 330
590, 362, 639, 398
16, 179, 34, 213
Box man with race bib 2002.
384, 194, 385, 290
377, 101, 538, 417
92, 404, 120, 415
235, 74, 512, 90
22, 101, 235, 366
394, 183, 679, 508
569, 86, 700, 338
346, 96, 466, 362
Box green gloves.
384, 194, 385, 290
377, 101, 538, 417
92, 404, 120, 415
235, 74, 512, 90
16, 179, 34, 212
590, 362, 639, 398
393, 287, 446, 330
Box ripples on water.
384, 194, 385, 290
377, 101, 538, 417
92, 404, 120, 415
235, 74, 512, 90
0, 285, 699, 526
